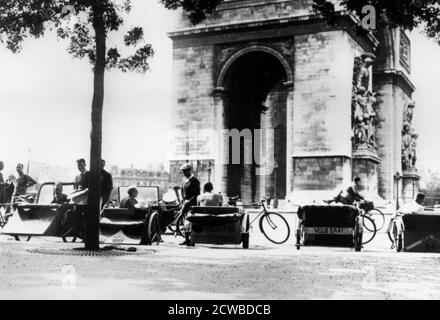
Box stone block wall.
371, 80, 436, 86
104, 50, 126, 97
172, 45, 216, 133
293, 30, 362, 158
176, 0, 316, 29
292, 157, 349, 191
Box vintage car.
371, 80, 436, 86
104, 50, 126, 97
296, 204, 364, 252
184, 206, 250, 249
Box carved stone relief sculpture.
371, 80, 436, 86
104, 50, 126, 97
352, 53, 378, 151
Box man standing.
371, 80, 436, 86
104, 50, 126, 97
74, 159, 90, 191
100, 159, 113, 208
13, 163, 37, 198
181, 163, 200, 208
179, 163, 200, 245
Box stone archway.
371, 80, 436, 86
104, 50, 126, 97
215, 47, 292, 203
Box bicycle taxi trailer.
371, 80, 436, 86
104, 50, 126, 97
296, 204, 363, 252
391, 213, 440, 253
185, 206, 250, 249
1, 182, 84, 242
100, 186, 161, 245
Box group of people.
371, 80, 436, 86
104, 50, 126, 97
0, 159, 114, 208
72, 158, 113, 207
0, 162, 38, 205
121, 163, 223, 212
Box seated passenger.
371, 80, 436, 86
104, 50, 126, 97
120, 187, 139, 211
52, 183, 68, 204
398, 193, 425, 215
197, 183, 223, 207
386, 193, 426, 241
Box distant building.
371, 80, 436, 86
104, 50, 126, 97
110, 164, 169, 195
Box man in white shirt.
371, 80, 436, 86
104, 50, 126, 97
197, 182, 223, 207
388, 193, 426, 246
398, 193, 425, 215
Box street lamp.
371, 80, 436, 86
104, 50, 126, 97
394, 172, 402, 210
207, 161, 213, 183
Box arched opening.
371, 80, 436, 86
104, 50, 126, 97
221, 50, 289, 203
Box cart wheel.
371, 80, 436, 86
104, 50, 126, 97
175, 214, 186, 238
146, 211, 161, 245
396, 234, 403, 252
354, 233, 363, 252
185, 232, 194, 247
242, 215, 250, 249
296, 231, 301, 250
354, 219, 363, 252
62, 237, 78, 243
14, 235, 31, 242
242, 234, 249, 249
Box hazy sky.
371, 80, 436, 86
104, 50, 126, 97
0, 1, 439, 174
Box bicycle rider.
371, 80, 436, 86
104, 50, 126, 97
326, 177, 365, 206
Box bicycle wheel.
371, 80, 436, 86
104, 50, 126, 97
174, 214, 185, 238
259, 212, 290, 244
361, 215, 377, 245
366, 209, 386, 231
387, 218, 395, 245
146, 211, 161, 245
14, 235, 32, 242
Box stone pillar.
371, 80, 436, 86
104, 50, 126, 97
352, 150, 381, 199
373, 28, 416, 202
284, 81, 294, 196
402, 172, 420, 203
213, 87, 227, 196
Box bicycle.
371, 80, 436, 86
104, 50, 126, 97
361, 203, 386, 232
168, 197, 195, 238
387, 214, 404, 251
246, 197, 291, 245
328, 197, 386, 232
353, 202, 378, 245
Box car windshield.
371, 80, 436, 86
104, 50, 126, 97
118, 186, 159, 206
38, 183, 75, 204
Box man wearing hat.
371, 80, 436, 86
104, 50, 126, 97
180, 163, 200, 207
179, 163, 200, 245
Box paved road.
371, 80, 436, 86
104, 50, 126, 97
2, 226, 440, 300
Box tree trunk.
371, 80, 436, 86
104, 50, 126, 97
85, 2, 106, 251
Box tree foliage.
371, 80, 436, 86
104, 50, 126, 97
0, 0, 224, 69
313, 0, 440, 44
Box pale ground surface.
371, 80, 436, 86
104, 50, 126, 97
1, 214, 440, 300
